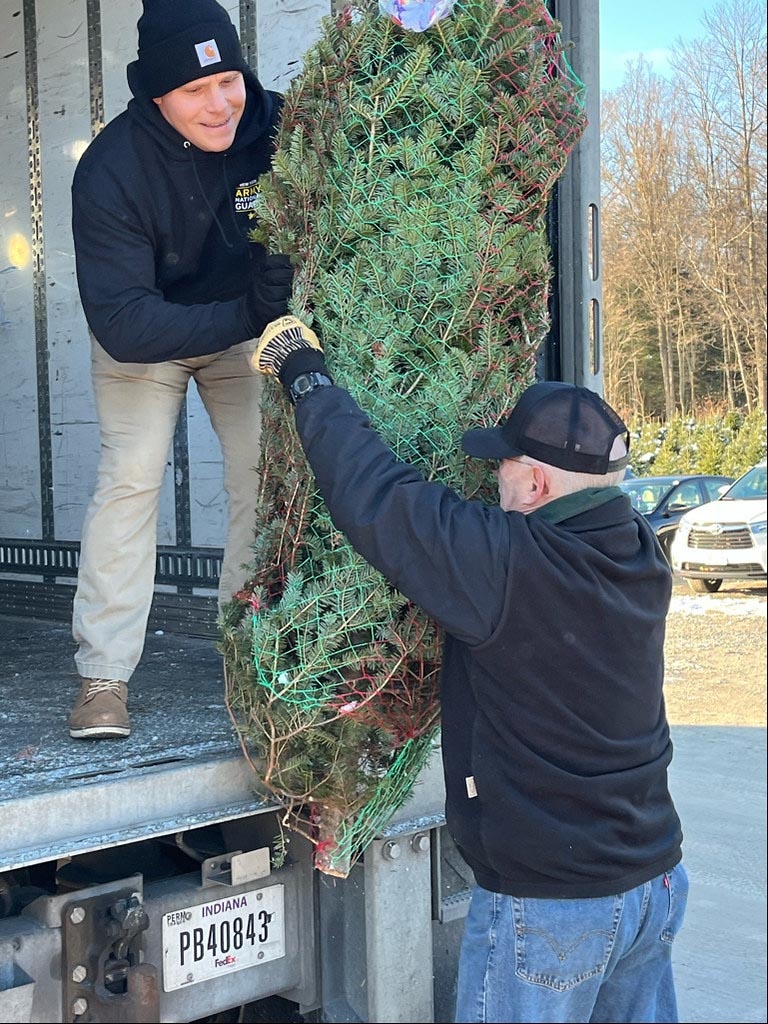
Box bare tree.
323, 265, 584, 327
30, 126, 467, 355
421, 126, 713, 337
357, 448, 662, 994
600, 0, 767, 416
672, 0, 767, 410
602, 64, 696, 418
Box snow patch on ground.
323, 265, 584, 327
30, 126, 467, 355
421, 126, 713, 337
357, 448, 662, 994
669, 594, 767, 617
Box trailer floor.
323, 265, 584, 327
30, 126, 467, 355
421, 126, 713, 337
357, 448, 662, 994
0, 615, 272, 870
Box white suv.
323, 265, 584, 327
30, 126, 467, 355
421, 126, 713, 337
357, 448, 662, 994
670, 461, 767, 593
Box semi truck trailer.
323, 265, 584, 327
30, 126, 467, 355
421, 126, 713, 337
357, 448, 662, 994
0, 1, 601, 1020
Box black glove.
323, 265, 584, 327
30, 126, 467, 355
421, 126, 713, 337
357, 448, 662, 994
243, 254, 294, 337
251, 315, 331, 395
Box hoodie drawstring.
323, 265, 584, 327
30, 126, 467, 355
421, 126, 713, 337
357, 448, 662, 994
184, 140, 236, 250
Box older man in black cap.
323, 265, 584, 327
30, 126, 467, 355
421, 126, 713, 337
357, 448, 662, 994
67, 0, 293, 739
250, 316, 688, 1024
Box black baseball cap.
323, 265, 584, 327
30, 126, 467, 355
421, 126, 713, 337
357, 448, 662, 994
461, 381, 630, 474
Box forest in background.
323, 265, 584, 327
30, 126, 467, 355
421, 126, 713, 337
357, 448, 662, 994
627, 407, 765, 478
600, 0, 766, 425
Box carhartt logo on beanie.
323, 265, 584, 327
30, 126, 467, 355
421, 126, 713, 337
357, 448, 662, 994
130, 0, 248, 98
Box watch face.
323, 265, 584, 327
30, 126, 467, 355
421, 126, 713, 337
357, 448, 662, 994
290, 372, 331, 402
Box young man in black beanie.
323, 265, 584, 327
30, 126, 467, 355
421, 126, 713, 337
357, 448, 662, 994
68, 0, 293, 739
248, 316, 688, 1024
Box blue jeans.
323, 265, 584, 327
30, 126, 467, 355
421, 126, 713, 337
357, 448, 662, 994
455, 863, 689, 1023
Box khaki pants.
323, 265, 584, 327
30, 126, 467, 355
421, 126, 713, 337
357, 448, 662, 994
73, 338, 261, 682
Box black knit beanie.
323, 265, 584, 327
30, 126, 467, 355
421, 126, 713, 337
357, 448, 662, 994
130, 0, 249, 98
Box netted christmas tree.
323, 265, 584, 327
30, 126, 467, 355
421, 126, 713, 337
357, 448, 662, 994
219, 0, 586, 876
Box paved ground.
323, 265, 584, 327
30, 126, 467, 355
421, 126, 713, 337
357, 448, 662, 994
669, 726, 766, 1023
665, 580, 766, 1023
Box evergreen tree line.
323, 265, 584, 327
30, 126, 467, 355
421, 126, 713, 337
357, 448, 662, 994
600, 0, 766, 422
628, 406, 766, 479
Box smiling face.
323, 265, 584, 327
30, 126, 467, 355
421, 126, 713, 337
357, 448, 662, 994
153, 71, 246, 152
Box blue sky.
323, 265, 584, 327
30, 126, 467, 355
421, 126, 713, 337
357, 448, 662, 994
600, 1, 720, 91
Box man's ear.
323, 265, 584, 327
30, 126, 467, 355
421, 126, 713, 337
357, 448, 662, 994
527, 464, 550, 505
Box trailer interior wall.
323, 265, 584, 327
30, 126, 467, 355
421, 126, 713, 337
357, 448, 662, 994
0, 0, 331, 626
0, 0, 600, 625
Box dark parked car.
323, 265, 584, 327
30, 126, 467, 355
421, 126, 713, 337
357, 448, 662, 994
619, 475, 734, 561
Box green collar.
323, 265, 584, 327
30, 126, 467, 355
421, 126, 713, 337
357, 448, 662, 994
532, 486, 625, 525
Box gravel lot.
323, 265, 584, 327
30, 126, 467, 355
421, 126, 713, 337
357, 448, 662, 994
664, 578, 766, 727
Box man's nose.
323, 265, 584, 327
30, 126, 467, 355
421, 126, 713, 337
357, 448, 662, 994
206, 87, 229, 111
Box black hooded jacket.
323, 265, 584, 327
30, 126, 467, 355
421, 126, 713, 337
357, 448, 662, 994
71, 66, 281, 363
294, 385, 684, 899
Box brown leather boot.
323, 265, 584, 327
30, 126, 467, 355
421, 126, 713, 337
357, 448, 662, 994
68, 678, 130, 739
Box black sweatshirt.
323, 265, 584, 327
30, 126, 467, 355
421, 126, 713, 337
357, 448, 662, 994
71, 66, 281, 363
294, 384, 683, 898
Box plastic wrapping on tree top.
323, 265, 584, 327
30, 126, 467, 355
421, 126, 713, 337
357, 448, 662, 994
379, 0, 458, 33
220, 0, 586, 877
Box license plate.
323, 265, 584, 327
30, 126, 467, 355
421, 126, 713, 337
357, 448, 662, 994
692, 553, 728, 568
162, 884, 285, 991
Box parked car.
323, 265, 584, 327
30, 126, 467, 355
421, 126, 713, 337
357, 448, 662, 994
670, 460, 768, 592
619, 475, 734, 562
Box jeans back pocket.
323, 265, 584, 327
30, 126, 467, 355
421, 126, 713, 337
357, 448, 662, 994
513, 893, 623, 992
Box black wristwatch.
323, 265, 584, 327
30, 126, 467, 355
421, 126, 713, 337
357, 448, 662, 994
288, 370, 334, 405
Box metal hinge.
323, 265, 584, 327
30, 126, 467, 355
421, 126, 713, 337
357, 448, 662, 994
62, 883, 159, 1023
